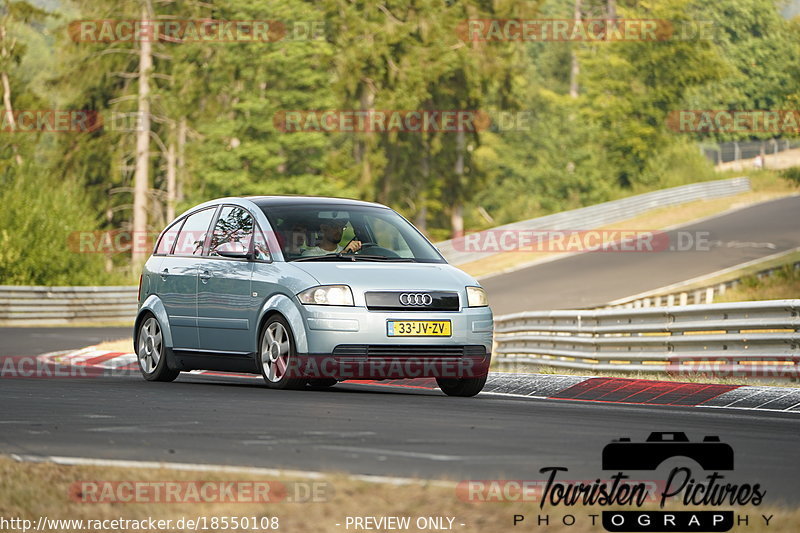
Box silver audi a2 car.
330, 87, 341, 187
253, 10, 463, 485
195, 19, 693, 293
135, 196, 493, 396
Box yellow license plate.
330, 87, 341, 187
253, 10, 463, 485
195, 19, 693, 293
387, 320, 451, 337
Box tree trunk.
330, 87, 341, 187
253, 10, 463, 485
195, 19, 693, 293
132, 3, 152, 265
414, 143, 429, 232
176, 117, 186, 203
0, 25, 22, 166
450, 128, 465, 239
356, 82, 375, 196
166, 131, 176, 222
569, 0, 581, 99
607, 0, 616, 20
379, 141, 394, 205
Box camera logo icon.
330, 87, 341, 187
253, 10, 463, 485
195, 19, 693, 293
602, 432, 734, 471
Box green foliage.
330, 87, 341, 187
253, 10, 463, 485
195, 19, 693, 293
2, 0, 800, 284
472, 91, 615, 226
639, 139, 718, 190
780, 166, 800, 187
683, 0, 800, 141
0, 168, 125, 285
580, 0, 728, 188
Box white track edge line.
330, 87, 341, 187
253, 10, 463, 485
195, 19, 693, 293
8, 454, 454, 487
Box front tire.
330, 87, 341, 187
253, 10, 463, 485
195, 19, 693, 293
135, 314, 179, 382
436, 375, 487, 397
307, 378, 338, 390
258, 315, 306, 390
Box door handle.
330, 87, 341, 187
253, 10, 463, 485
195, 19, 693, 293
199, 270, 212, 283
160, 268, 169, 280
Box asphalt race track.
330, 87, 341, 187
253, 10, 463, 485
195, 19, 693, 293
481, 195, 800, 313
0, 327, 131, 357
1, 372, 799, 504
1, 197, 800, 504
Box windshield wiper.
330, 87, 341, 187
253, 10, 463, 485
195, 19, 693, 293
292, 253, 353, 262
291, 253, 414, 262
350, 255, 414, 262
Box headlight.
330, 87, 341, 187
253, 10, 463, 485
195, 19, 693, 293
297, 285, 354, 306
466, 286, 489, 307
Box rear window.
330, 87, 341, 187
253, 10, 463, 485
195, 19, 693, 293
155, 220, 183, 255
173, 208, 217, 256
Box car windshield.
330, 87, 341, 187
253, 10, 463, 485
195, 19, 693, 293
259, 204, 445, 263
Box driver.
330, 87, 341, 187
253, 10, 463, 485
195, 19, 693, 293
301, 215, 362, 256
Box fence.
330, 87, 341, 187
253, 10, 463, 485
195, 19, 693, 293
493, 300, 800, 378
702, 138, 800, 165
0, 285, 138, 325
436, 177, 751, 265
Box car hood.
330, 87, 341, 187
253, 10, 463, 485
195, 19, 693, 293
289, 261, 478, 291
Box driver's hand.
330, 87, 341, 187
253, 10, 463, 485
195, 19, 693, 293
343, 240, 362, 253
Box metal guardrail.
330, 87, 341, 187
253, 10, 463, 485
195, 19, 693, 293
3, 292, 798, 380
493, 300, 800, 378
606, 260, 800, 309
436, 177, 751, 265
0, 285, 138, 325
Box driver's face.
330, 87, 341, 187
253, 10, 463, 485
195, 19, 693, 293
321, 223, 345, 243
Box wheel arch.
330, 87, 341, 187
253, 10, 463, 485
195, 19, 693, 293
134, 295, 174, 352
255, 293, 308, 354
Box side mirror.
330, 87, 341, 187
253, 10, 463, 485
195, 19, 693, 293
214, 241, 250, 259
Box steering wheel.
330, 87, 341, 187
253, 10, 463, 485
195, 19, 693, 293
354, 242, 401, 258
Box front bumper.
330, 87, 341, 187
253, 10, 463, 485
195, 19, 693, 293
295, 305, 493, 380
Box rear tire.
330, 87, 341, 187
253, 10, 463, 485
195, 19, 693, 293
135, 314, 179, 382
436, 375, 487, 397
258, 315, 306, 390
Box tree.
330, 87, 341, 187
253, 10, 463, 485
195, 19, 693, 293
0, 0, 51, 169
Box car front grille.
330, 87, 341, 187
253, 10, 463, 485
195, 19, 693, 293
332, 344, 486, 358
364, 291, 460, 311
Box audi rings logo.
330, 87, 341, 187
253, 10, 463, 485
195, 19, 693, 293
399, 293, 433, 306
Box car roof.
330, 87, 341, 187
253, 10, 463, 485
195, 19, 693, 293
246, 195, 389, 209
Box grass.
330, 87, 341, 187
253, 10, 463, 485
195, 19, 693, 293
460, 170, 798, 279
1, 457, 798, 532
715, 264, 800, 303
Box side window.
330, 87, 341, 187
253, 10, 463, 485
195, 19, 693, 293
173, 208, 216, 256
252, 224, 272, 262
155, 220, 183, 255
208, 206, 254, 257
